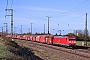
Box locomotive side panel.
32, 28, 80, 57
53, 36, 76, 46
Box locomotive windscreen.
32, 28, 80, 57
69, 38, 75, 40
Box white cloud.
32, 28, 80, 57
14, 17, 47, 25
17, 6, 66, 12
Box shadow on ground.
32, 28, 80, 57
53, 44, 90, 49
7, 46, 42, 60
73, 45, 89, 49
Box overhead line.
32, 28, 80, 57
52, 0, 89, 17
14, 10, 46, 20
67, 0, 89, 12
69, 13, 85, 21
14, 9, 85, 26
51, 13, 85, 24
66, 1, 90, 15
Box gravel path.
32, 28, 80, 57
15, 39, 90, 60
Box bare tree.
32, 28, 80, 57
74, 29, 89, 41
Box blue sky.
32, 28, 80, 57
0, 0, 90, 35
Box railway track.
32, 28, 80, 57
32, 42, 90, 58
15, 39, 90, 59
74, 48, 90, 53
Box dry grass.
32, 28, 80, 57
0, 37, 23, 60
0, 40, 9, 59
76, 41, 90, 47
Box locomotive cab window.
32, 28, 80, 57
69, 38, 75, 40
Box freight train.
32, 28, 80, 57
6, 34, 76, 47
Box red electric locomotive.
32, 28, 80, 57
53, 35, 76, 46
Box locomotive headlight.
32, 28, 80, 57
74, 41, 76, 43
50, 40, 51, 43
69, 41, 71, 43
